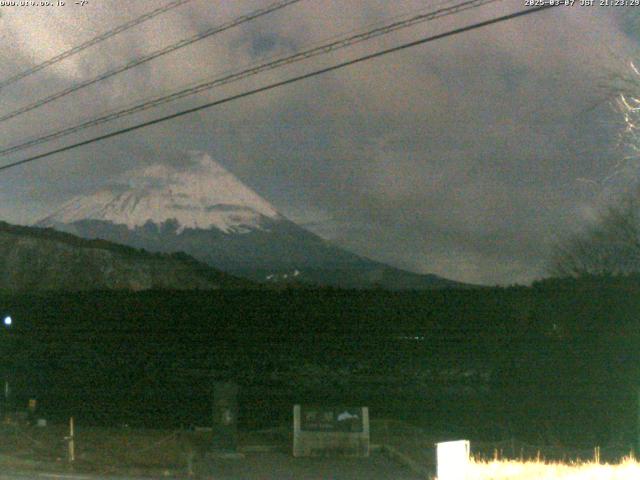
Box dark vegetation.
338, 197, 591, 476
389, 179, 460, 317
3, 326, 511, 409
0, 221, 166, 258
0, 221, 253, 290
0, 275, 638, 447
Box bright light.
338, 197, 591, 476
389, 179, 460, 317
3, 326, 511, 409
3, 316, 11, 326
470, 457, 640, 479
437, 440, 470, 480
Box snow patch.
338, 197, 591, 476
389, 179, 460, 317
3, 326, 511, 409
38, 154, 281, 233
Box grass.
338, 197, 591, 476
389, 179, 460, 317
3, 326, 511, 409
0, 422, 213, 476
0, 421, 290, 476
464, 457, 640, 480
2, 418, 638, 479
369, 419, 640, 479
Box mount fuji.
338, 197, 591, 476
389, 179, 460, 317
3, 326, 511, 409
37, 153, 459, 289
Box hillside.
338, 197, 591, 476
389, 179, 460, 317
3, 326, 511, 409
37, 154, 462, 290
0, 221, 249, 291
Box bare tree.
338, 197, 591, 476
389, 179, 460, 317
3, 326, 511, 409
602, 61, 640, 194
549, 188, 640, 277
549, 59, 640, 277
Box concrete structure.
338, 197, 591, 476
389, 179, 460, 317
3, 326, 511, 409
293, 405, 370, 457
437, 440, 470, 480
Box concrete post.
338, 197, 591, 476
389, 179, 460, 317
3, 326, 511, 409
437, 440, 470, 480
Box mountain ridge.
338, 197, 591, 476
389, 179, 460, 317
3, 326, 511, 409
37, 153, 464, 290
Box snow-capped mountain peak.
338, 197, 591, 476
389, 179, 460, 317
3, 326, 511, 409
35, 152, 460, 290
38, 153, 281, 234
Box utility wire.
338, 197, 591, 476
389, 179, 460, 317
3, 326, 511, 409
0, 0, 304, 124
0, 0, 468, 157
0, 0, 195, 90
0, 4, 558, 174
0, 0, 499, 157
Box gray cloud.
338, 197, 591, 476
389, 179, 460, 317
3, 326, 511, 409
0, 1, 637, 284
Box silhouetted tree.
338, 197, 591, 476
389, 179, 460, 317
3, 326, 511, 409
550, 60, 640, 276
549, 188, 640, 277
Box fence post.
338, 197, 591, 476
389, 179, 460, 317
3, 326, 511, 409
68, 417, 75, 463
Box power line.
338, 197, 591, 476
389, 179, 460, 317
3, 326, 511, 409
0, 0, 498, 157
0, 0, 195, 90
0, 4, 557, 174
0, 0, 466, 154
0, 0, 305, 124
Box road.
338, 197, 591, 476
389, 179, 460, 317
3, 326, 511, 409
0, 474, 154, 480
0, 452, 424, 480
203, 451, 424, 479
0, 474, 150, 480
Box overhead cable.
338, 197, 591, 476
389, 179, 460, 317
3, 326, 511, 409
0, 0, 499, 157
0, 0, 305, 123
0, 0, 195, 90
0, 4, 557, 173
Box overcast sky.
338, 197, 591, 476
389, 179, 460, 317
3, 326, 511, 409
0, 0, 638, 285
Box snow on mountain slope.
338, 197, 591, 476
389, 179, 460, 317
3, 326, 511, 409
39, 154, 281, 234
36, 152, 463, 289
